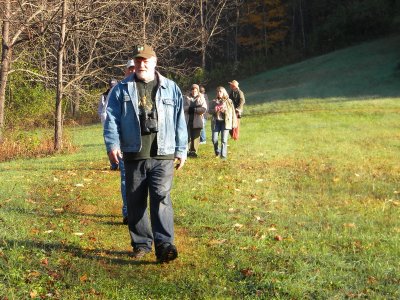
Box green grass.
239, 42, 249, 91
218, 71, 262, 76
1, 35, 400, 299
1, 99, 399, 299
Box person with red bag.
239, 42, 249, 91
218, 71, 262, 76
228, 80, 245, 140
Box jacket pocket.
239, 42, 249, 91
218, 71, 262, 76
162, 98, 175, 106
123, 95, 132, 117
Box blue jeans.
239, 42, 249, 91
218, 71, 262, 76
124, 159, 175, 251
119, 159, 128, 218
200, 118, 207, 142
212, 120, 229, 158
108, 155, 127, 217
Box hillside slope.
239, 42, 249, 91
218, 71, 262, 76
240, 35, 400, 104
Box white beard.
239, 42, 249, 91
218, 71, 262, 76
136, 71, 155, 83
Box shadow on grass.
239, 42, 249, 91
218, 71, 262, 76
0, 238, 158, 266
2, 206, 118, 218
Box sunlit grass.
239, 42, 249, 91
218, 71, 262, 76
0, 97, 399, 298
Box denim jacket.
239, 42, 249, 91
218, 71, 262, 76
103, 72, 188, 159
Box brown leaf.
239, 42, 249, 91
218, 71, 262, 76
28, 271, 41, 278
30, 290, 38, 298
240, 268, 254, 277
208, 239, 227, 246
274, 235, 283, 241
80, 274, 88, 282
367, 276, 377, 284
343, 223, 356, 228
30, 228, 40, 235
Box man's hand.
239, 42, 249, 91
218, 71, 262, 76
108, 149, 122, 164
174, 157, 186, 170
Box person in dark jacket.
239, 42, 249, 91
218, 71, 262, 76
228, 80, 245, 140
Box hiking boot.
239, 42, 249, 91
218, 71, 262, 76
130, 248, 151, 259
156, 243, 178, 263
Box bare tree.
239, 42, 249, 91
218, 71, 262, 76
54, 0, 67, 150
0, 0, 49, 141
196, 0, 234, 70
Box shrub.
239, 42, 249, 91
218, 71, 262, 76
0, 129, 76, 162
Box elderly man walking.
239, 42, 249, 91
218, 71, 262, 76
103, 45, 187, 263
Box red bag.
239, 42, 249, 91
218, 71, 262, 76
231, 126, 239, 140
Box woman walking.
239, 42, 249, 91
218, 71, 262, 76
209, 86, 237, 159
184, 84, 207, 157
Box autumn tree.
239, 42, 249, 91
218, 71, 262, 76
238, 0, 289, 57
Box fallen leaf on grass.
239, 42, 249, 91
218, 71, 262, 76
28, 271, 41, 278
44, 230, 54, 234
254, 215, 263, 222
208, 239, 227, 246
30, 290, 38, 298
255, 179, 264, 183
41, 258, 48, 265
274, 235, 283, 241
233, 223, 243, 229
343, 223, 356, 228
31, 228, 40, 235
53, 208, 64, 213
75, 183, 84, 187
80, 274, 88, 282
367, 276, 378, 284
73, 232, 84, 236
240, 268, 254, 277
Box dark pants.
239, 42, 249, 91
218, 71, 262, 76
187, 126, 202, 153
124, 158, 175, 251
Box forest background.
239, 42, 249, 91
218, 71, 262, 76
0, 0, 399, 155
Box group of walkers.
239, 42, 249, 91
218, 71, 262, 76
184, 81, 245, 159
97, 44, 245, 263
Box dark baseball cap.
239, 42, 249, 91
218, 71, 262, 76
132, 44, 156, 59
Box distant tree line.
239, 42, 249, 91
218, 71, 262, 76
0, 0, 398, 149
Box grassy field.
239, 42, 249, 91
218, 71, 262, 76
1, 98, 399, 299
1, 36, 400, 299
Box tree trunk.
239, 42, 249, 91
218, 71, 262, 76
262, 1, 268, 58
142, 0, 146, 42
72, 5, 80, 118
200, 0, 206, 70
234, 1, 240, 64
0, 0, 11, 142
55, 0, 68, 150
299, 0, 306, 49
